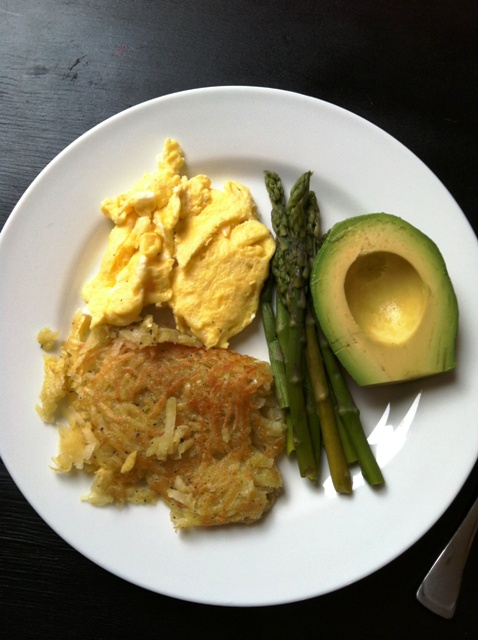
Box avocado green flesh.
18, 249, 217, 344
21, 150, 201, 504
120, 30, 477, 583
311, 213, 459, 386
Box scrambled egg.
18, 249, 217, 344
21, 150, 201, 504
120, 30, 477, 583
82, 139, 275, 348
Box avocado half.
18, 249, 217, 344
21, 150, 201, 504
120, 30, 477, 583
310, 213, 459, 386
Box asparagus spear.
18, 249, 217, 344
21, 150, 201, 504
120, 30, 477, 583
317, 328, 385, 486
302, 187, 353, 492
263, 172, 296, 452
264, 170, 290, 304
275, 297, 295, 455
330, 386, 358, 465
305, 309, 352, 494
264, 170, 317, 481
303, 360, 322, 470
260, 273, 289, 410
260, 275, 296, 455
282, 171, 311, 384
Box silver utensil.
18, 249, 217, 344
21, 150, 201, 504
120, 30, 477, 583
416, 495, 478, 618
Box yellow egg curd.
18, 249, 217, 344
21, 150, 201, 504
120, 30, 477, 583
81, 139, 275, 348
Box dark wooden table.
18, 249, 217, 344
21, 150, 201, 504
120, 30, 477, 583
2, 2, 477, 638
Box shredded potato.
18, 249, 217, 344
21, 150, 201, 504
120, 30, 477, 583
37, 313, 285, 529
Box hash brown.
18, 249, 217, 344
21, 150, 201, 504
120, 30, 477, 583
37, 313, 285, 529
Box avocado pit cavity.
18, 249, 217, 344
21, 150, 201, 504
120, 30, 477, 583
344, 251, 429, 345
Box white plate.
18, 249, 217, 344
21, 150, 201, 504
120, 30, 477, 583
1, 87, 477, 607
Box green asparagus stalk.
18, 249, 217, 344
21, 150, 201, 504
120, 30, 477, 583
275, 296, 290, 359
260, 273, 289, 410
303, 360, 322, 470
317, 327, 385, 486
282, 171, 310, 385
264, 170, 317, 480
260, 275, 296, 455
275, 297, 295, 455
302, 186, 353, 491
304, 189, 321, 271
330, 387, 358, 465
305, 309, 352, 494
264, 170, 290, 304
